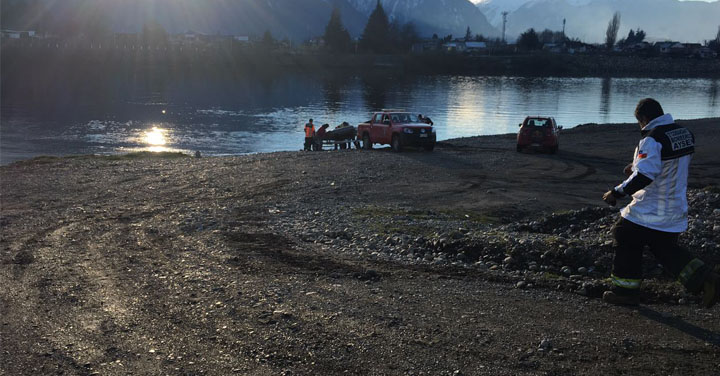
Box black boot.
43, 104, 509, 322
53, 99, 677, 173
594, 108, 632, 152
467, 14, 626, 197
702, 272, 720, 309
602, 289, 640, 306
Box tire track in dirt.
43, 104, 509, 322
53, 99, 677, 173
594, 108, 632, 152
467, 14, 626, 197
41, 224, 143, 372
1, 221, 110, 375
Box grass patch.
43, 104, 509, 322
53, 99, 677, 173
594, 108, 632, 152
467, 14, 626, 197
449, 210, 502, 224
13, 156, 64, 165
703, 185, 720, 194
352, 205, 502, 224
371, 224, 437, 237
102, 151, 190, 160
544, 235, 566, 246
542, 272, 562, 280
351, 205, 504, 237
353, 206, 411, 218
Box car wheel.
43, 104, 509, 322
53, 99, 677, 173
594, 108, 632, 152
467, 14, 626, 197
423, 143, 435, 152
362, 134, 372, 150
391, 135, 403, 152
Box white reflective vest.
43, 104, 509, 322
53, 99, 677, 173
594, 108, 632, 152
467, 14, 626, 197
616, 114, 694, 233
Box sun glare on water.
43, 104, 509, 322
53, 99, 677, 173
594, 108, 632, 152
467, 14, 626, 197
143, 126, 170, 152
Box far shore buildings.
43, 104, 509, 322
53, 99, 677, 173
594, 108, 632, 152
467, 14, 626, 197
441, 41, 488, 53
1, 28, 717, 59
412, 40, 488, 54
1, 29, 36, 39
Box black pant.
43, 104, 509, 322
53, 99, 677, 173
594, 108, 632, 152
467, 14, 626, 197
304, 137, 313, 151
612, 217, 708, 294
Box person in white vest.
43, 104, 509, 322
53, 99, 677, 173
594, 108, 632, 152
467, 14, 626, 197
602, 98, 718, 307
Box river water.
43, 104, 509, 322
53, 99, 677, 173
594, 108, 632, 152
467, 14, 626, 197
1, 72, 718, 164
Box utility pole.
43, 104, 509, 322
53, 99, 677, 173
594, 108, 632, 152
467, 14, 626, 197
562, 18, 566, 40
502, 11, 509, 43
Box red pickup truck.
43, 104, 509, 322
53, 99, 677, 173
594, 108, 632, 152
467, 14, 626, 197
357, 110, 436, 152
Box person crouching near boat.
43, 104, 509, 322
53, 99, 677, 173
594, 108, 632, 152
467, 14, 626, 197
314, 124, 330, 151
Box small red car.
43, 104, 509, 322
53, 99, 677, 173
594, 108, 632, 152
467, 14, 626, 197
516, 116, 562, 153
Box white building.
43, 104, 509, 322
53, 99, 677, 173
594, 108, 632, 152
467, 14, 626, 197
1, 30, 36, 39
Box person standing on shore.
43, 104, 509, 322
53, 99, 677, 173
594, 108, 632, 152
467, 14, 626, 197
304, 119, 315, 151
601, 98, 719, 307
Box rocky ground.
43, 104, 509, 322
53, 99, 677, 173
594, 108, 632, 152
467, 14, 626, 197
285, 188, 719, 304
1, 118, 719, 375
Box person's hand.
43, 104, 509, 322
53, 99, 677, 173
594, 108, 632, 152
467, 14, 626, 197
623, 163, 633, 177
603, 190, 617, 207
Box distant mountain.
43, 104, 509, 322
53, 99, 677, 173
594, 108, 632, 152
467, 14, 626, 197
1, 0, 499, 42
0, 0, 368, 42
346, 0, 499, 37
476, 0, 594, 27
476, 0, 720, 43
475, 0, 536, 26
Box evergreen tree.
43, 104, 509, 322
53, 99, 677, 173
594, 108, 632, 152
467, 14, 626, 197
360, 1, 391, 53
261, 30, 276, 49
538, 29, 565, 44
324, 7, 352, 53
389, 19, 403, 50
709, 25, 720, 52
142, 21, 168, 46
465, 26, 472, 41
517, 28, 541, 50
633, 29, 646, 43
627, 29, 636, 44
619, 28, 646, 47
539, 29, 553, 44
398, 22, 419, 52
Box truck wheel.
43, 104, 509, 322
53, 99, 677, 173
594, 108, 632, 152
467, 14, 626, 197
516, 144, 523, 152
549, 145, 558, 154
362, 134, 372, 150
391, 135, 403, 152
423, 143, 435, 152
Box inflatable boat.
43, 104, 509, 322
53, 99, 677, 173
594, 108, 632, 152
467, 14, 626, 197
325, 125, 356, 141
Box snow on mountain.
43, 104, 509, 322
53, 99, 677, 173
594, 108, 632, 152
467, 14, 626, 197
346, 0, 498, 37
475, 0, 535, 26
476, 0, 592, 27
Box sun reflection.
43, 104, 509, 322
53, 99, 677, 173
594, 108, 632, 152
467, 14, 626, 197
143, 126, 171, 152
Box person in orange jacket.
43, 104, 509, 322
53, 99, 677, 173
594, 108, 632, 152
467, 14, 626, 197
304, 119, 315, 151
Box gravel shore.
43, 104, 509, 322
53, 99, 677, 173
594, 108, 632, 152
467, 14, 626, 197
2, 118, 719, 375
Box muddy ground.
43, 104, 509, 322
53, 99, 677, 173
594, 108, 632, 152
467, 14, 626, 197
1, 118, 719, 375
